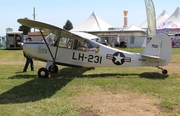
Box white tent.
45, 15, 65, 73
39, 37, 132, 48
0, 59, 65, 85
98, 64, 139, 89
166, 7, 180, 25
71, 12, 114, 31
156, 7, 180, 34
139, 10, 170, 29
157, 21, 180, 30
156, 10, 170, 27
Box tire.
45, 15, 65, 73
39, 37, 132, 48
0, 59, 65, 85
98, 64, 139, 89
38, 68, 49, 78
162, 69, 168, 74
48, 64, 58, 73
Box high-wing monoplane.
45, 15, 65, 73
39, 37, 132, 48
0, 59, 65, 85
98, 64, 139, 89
17, 0, 172, 78
18, 18, 172, 78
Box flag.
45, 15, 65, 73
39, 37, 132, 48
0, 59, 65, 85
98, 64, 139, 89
144, 0, 156, 37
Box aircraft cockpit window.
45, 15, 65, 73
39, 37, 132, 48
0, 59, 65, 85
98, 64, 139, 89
58, 37, 74, 49
44, 34, 55, 46
45, 33, 100, 52
44, 34, 74, 49
74, 39, 100, 53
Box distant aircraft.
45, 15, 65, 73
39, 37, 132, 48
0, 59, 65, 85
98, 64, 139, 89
17, 0, 172, 78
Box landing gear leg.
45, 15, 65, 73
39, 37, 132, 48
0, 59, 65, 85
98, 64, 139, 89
156, 66, 168, 74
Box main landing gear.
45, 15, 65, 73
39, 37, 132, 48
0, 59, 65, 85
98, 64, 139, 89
156, 66, 168, 74
38, 64, 58, 78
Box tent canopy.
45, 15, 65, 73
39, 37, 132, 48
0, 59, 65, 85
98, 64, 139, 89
140, 7, 180, 30
166, 7, 180, 25
157, 21, 180, 30
139, 10, 170, 29
71, 12, 114, 31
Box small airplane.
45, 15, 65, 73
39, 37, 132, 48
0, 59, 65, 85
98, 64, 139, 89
17, 0, 172, 78
17, 18, 172, 78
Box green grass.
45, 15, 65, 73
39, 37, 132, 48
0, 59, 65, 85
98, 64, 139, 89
0, 48, 180, 115
0, 50, 24, 61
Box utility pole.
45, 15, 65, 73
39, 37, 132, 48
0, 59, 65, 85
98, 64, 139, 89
32, 7, 36, 32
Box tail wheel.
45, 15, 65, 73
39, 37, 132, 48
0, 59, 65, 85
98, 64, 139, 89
48, 64, 58, 73
162, 69, 168, 74
157, 66, 168, 75
38, 68, 49, 78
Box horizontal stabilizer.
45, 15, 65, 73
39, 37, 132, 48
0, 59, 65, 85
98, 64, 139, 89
141, 54, 164, 61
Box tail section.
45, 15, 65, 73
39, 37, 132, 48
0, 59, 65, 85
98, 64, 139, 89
141, 34, 172, 66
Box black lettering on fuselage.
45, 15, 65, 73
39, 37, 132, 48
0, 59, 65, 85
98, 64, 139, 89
72, 52, 102, 64
78, 53, 84, 61
72, 52, 77, 60
152, 44, 158, 48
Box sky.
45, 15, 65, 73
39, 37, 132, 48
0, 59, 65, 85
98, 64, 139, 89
0, 0, 179, 36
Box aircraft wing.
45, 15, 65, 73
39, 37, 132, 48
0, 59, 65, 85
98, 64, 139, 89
17, 19, 98, 40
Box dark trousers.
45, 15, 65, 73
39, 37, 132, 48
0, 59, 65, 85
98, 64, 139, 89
23, 57, 34, 72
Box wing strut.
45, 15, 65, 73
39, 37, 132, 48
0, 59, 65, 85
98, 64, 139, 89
39, 30, 55, 62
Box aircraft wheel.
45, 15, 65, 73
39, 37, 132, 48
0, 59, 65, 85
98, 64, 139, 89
49, 64, 58, 73
38, 68, 49, 78
162, 69, 168, 74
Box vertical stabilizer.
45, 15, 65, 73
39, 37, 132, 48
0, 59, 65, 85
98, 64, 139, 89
144, 0, 156, 37
141, 34, 172, 66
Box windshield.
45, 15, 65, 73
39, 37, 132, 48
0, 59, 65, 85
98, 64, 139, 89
44, 33, 101, 53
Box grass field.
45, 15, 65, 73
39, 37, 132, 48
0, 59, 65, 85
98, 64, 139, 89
0, 48, 180, 116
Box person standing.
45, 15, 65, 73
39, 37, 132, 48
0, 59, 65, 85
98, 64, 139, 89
23, 37, 34, 72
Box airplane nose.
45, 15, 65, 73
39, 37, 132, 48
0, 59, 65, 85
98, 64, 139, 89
23, 43, 36, 58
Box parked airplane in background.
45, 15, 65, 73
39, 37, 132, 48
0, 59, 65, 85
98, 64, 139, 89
17, 0, 172, 78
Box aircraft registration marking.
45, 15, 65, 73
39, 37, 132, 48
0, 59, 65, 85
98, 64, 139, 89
72, 52, 102, 64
